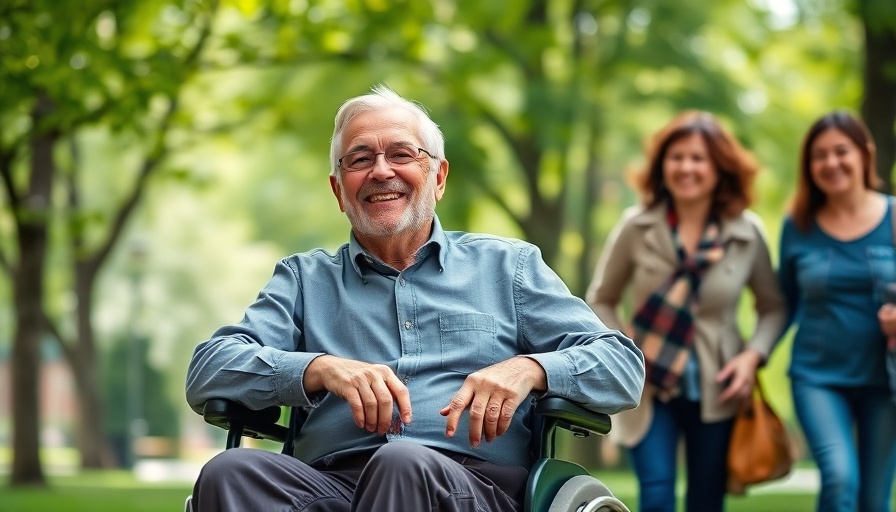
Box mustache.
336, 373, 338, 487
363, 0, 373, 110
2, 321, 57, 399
357, 180, 411, 200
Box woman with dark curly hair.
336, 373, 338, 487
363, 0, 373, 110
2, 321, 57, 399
586, 111, 786, 511
779, 110, 896, 512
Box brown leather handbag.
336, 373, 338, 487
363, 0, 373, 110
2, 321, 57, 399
726, 378, 795, 495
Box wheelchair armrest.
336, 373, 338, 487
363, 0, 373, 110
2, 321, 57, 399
201, 399, 290, 448
534, 396, 611, 437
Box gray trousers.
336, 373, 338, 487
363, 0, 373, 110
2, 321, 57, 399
192, 441, 529, 511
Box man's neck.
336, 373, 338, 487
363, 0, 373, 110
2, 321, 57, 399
354, 223, 434, 271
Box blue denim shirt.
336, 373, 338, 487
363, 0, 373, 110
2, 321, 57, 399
779, 196, 896, 388
186, 217, 644, 467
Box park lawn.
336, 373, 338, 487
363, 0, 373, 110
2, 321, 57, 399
725, 493, 816, 512
0, 470, 818, 512
595, 471, 815, 512
0, 471, 192, 512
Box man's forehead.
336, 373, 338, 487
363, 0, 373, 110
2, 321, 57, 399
342, 107, 420, 147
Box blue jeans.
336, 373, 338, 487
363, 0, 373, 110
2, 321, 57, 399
791, 380, 896, 512
629, 395, 734, 512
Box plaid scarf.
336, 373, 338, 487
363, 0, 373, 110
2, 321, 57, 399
632, 207, 725, 393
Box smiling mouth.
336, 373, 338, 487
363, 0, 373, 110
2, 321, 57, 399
366, 192, 404, 203
817, 170, 847, 182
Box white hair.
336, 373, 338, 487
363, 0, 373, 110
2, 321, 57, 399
329, 85, 445, 176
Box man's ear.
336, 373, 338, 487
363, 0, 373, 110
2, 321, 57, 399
434, 158, 449, 201
330, 175, 346, 212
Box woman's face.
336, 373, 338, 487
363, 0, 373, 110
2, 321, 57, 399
808, 128, 866, 198
662, 133, 718, 207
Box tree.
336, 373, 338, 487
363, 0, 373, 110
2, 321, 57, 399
1, 92, 56, 486
0, 0, 216, 484
857, 0, 896, 190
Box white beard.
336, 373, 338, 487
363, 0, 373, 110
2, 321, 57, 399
340, 171, 437, 238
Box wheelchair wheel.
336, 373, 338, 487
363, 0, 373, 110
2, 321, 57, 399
548, 475, 631, 512
579, 496, 630, 512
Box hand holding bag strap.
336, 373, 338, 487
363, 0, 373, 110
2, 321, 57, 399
726, 376, 794, 495
886, 196, 896, 403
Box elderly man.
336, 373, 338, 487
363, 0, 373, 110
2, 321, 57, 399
186, 86, 644, 511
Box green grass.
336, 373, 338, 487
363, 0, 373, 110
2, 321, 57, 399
725, 494, 815, 512
0, 469, 821, 512
593, 471, 816, 512
0, 471, 192, 512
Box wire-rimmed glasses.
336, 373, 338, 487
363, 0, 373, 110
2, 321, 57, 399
337, 143, 437, 172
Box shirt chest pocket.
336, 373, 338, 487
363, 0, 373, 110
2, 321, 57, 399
439, 313, 498, 374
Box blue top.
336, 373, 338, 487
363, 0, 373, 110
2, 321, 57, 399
186, 216, 644, 467
778, 196, 896, 387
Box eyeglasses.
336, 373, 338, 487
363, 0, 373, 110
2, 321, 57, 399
337, 143, 437, 172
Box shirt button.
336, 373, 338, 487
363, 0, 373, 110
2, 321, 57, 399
404, 321, 412, 330
399, 278, 406, 286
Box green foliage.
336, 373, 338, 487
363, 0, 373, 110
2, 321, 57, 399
848, 0, 896, 34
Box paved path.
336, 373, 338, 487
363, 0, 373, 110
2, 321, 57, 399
135, 459, 203, 484
749, 468, 818, 493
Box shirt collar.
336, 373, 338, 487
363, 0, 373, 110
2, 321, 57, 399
348, 215, 447, 277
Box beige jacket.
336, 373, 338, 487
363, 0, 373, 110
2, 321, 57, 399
585, 203, 786, 447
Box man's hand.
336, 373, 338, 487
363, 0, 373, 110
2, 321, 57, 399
304, 355, 412, 435
439, 356, 547, 447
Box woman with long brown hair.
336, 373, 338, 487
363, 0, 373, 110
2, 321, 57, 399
587, 111, 786, 511
779, 110, 896, 512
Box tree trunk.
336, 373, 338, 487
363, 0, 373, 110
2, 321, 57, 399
71, 260, 113, 468
577, 109, 603, 299
10, 95, 55, 486
859, 2, 896, 192
522, 201, 564, 270
10, 225, 48, 486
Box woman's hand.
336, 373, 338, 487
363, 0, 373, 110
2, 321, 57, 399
716, 349, 763, 404
878, 303, 896, 340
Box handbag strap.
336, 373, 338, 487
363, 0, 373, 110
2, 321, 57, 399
753, 374, 765, 399
887, 196, 896, 353
890, 195, 896, 242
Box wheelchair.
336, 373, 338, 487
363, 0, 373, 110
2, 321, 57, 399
185, 396, 631, 512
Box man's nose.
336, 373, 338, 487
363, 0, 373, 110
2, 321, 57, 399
368, 153, 396, 178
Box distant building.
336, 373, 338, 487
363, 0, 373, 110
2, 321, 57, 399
0, 340, 78, 449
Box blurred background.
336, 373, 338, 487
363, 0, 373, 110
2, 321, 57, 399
1, 0, 894, 509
